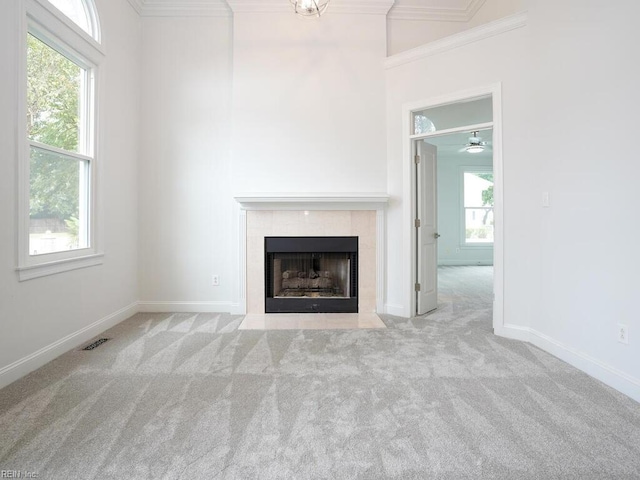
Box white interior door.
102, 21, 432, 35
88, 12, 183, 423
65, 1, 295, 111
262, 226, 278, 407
416, 140, 438, 315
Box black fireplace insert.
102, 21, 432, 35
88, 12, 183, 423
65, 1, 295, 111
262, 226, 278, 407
265, 236, 358, 313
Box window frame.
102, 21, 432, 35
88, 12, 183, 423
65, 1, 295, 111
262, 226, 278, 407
460, 166, 494, 248
47, 0, 102, 41
17, 0, 104, 281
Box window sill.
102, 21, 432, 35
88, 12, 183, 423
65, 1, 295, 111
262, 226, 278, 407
460, 243, 494, 249
17, 253, 104, 281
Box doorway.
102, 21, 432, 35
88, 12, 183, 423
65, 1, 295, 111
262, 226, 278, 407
427, 130, 494, 322
404, 84, 503, 332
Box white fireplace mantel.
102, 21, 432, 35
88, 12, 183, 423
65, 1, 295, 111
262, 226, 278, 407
234, 193, 390, 211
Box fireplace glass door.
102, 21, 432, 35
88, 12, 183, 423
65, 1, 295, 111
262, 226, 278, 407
272, 253, 351, 299
265, 237, 358, 313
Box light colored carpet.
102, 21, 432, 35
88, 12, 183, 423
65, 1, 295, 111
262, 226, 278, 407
1, 266, 640, 479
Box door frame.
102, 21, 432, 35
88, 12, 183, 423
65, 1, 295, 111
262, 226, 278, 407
401, 83, 504, 333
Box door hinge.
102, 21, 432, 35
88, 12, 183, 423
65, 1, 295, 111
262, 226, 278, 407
414, 154, 420, 164
414, 218, 421, 228
415, 283, 421, 292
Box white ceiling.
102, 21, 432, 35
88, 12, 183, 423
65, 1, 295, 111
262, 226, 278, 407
128, 0, 487, 20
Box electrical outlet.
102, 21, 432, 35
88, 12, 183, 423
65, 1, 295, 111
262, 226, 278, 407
617, 323, 628, 344
212, 275, 220, 286
542, 191, 551, 207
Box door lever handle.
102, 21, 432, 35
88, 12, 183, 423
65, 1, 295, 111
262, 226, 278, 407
434, 233, 441, 239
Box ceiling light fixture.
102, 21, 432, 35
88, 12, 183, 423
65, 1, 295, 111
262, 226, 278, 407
290, 0, 330, 17
464, 131, 486, 153
465, 144, 485, 154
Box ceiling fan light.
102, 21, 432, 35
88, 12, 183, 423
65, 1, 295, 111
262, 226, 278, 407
465, 145, 485, 153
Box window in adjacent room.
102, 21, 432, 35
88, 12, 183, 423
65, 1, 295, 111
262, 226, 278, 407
463, 170, 494, 244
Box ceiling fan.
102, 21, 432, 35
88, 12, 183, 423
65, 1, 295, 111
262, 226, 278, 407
460, 131, 489, 153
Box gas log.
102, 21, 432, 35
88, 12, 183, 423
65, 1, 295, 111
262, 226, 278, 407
281, 270, 333, 289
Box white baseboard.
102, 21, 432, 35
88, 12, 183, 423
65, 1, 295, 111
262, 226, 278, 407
138, 301, 234, 313
229, 303, 245, 316
0, 302, 139, 390
528, 328, 640, 404
438, 260, 494, 266
493, 323, 531, 342
495, 323, 640, 403
384, 303, 408, 318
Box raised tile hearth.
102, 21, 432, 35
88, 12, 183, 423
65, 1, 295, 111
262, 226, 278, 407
239, 313, 386, 330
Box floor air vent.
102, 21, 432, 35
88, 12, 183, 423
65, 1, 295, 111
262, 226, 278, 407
82, 338, 110, 351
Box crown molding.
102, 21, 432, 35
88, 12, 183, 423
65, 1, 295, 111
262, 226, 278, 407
129, 0, 231, 17
388, 0, 485, 22
327, 0, 395, 15
127, 0, 144, 14
130, 0, 495, 19
384, 11, 527, 69
224, 1, 289, 14
226, 0, 394, 15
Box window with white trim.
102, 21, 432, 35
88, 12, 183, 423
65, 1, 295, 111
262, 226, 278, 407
18, 0, 103, 280
462, 170, 494, 244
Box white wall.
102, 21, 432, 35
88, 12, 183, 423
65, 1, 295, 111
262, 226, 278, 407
0, 0, 140, 387
230, 13, 388, 195
137, 11, 389, 313
387, 19, 464, 56
527, 0, 640, 399
467, 0, 526, 29
226, 12, 389, 310
137, 16, 235, 310
437, 153, 493, 265
386, 1, 640, 400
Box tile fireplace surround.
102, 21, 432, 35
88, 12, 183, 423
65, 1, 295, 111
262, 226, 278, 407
234, 194, 389, 315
